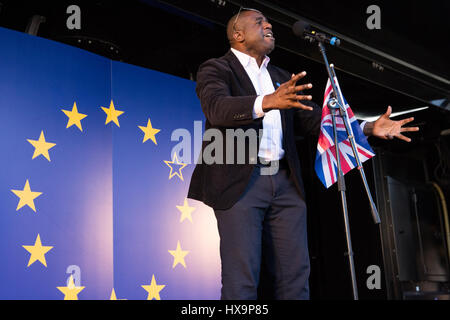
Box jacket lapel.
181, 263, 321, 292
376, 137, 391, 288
224, 51, 290, 144
224, 50, 257, 96
267, 64, 282, 91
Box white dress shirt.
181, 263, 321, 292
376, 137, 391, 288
230, 48, 284, 161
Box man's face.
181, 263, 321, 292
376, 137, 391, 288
236, 11, 275, 55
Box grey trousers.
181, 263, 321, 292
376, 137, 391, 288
214, 163, 310, 300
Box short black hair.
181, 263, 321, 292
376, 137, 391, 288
226, 8, 262, 43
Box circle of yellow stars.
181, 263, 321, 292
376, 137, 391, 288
10, 98, 197, 300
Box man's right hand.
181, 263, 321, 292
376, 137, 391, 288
262, 71, 313, 112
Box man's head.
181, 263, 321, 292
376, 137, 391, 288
226, 8, 275, 56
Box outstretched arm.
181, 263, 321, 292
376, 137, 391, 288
363, 106, 419, 142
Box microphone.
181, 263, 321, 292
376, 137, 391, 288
292, 20, 341, 46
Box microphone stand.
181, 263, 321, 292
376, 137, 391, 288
316, 41, 381, 300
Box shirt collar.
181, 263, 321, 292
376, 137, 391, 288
230, 48, 270, 69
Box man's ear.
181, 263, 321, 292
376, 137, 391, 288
234, 30, 244, 42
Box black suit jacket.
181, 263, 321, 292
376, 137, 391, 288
187, 50, 322, 210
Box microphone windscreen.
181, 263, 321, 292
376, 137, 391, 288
292, 20, 310, 37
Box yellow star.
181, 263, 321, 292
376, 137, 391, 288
141, 274, 166, 300
110, 288, 117, 300
110, 288, 126, 300
11, 179, 43, 212
27, 130, 56, 161
22, 234, 53, 267
164, 153, 187, 181
138, 118, 160, 144
110, 288, 127, 300
57, 275, 85, 300
176, 198, 195, 223
168, 241, 189, 269
101, 100, 124, 127
62, 102, 87, 131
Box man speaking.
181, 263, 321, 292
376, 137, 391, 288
187, 8, 418, 300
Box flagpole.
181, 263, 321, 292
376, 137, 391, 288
317, 41, 358, 300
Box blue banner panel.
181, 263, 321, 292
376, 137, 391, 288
0, 26, 220, 300
111, 61, 220, 300
0, 28, 113, 299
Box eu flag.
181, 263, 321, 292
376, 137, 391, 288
0, 26, 220, 300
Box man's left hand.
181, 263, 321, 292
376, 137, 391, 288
364, 106, 420, 142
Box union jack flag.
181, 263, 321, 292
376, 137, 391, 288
314, 78, 375, 188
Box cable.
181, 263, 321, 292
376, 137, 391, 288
431, 182, 450, 265
433, 138, 450, 186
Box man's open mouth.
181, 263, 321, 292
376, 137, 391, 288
264, 32, 274, 39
